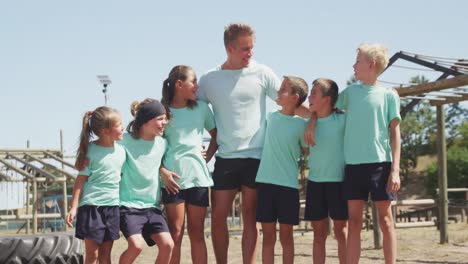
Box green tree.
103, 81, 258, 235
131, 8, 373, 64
425, 122, 468, 197
399, 76, 436, 182
425, 146, 468, 197
458, 122, 468, 147
445, 103, 468, 147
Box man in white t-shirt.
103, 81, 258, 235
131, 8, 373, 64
198, 23, 309, 264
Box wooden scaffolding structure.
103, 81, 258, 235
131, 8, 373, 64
0, 149, 77, 234
379, 51, 468, 244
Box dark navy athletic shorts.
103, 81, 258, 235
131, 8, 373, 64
212, 157, 260, 190
344, 162, 394, 201
161, 187, 209, 207
304, 181, 348, 221
256, 183, 299, 225
119, 206, 169, 247
75, 205, 120, 244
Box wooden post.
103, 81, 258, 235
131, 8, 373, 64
26, 180, 30, 234
231, 199, 235, 228
327, 217, 332, 236
464, 191, 468, 223
238, 194, 243, 228
436, 105, 448, 244
32, 180, 38, 234
371, 201, 382, 249
60, 130, 68, 231
26, 137, 30, 234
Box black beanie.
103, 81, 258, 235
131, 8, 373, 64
135, 100, 166, 127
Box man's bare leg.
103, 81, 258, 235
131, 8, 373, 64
211, 189, 238, 264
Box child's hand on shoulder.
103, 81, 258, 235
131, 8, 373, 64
304, 112, 317, 146
304, 121, 316, 146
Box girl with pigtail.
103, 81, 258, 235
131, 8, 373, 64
159, 65, 217, 264
118, 98, 174, 264
66, 106, 126, 264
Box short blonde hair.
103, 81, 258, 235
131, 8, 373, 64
283, 76, 308, 107
357, 43, 389, 75
224, 23, 255, 48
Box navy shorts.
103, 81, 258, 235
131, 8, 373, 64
75, 205, 120, 244
344, 162, 394, 201
256, 183, 299, 225
161, 187, 209, 207
120, 206, 169, 247
304, 181, 348, 221
212, 157, 260, 190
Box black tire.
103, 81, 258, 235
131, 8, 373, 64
0, 232, 83, 264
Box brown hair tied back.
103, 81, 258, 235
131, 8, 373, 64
75, 106, 120, 170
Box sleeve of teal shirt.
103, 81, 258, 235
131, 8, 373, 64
386, 89, 401, 123
263, 67, 281, 100
78, 150, 91, 176
78, 168, 90, 176
335, 86, 349, 110
266, 111, 273, 122
203, 102, 216, 131
299, 120, 307, 148
197, 75, 208, 102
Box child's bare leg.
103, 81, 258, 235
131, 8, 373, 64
84, 239, 100, 264
279, 223, 294, 264
97, 241, 114, 264
333, 220, 348, 264
261, 222, 276, 264
241, 186, 260, 264
119, 234, 146, 264
376, 200, 397, 264
186, 204, 208, 264
346, 200, 364, 264
311, 219, 328, 264
151, 232, 174, 264
165, 202, 186, 264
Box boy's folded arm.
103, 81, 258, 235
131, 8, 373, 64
295, 103, 312, 119
304, 112, 317, 146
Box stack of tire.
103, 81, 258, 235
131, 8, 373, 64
0, 233, 83, 264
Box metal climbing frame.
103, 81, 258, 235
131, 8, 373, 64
0, 149, 77, 234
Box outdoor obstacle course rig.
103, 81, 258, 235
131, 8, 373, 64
0, 149, 83, 263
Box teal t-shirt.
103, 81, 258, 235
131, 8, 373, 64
198, 61, 281, 159
336, 84, 401, 164
255, 111, 307, 189
78, 142, 126, 207
162, 100, 215, 189
308, 112, 346, 182
119, 133, 167, 209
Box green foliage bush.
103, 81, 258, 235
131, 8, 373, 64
425, 145, 468, 198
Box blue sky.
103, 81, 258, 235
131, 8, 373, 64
1, 0, 467, 155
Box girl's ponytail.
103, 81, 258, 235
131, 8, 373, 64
74, 106, 120, 170
161, 78, 174, 119
75, 111, 93, 170
161, 65, 197, 115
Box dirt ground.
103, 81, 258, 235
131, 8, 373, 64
109, 223, 468, 264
